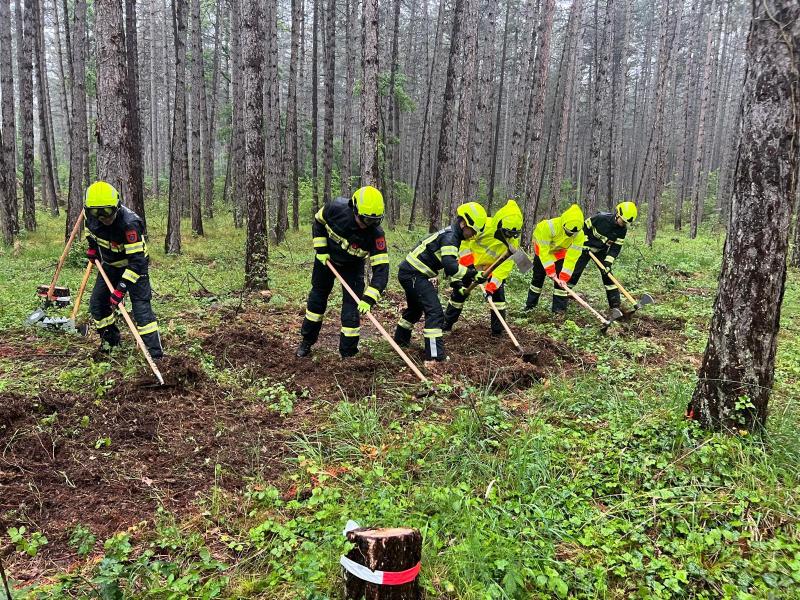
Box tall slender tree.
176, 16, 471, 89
125, 0, 146, 220
322, 0, 336, 205
0, 0, 17, 234
189, 0, 204, 235
242, 0, 268, 288
688, 0, 799, 431
165, 0, 189, 253
18, 0, 36, 231
361, 0, 379, 186
66, 0, 88, 239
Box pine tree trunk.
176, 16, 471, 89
165, 0, 188, 254
276, 0, 300, 242
19, 0, 36, 231
467, 0, 496, 203
521, 0, 556, 232
149, 0, 160, 198
189, 0, 204, 235
230, 0, 244, 228
35, 0, 59, 212
361, 0, 379, 186
486, 0, 511, 212
450, 0, 478, 212
310, 0, 319, 213
265, 0, 281, 232
340, 0, 355, 195
689, 9, 715, 239
204, 0, 222, 218
384, 0, 401, 223
96, 0, 136, 214
689, 0, 799, 432
242, 0, 268, 288
322, 0, 336, 205
0, 0, 18, 234
125, 0, 146, 221
430, 0, 465, 231
549, 0, 582, 214
66, 0, 87, 240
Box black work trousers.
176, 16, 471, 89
551, 247, 621, 312
525, 255, 568, 312
299, 258, 364, 357
393, 264, 445, 361
444, 283, 507, 335
89, 264, 163, 358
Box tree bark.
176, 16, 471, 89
165, 0, 188, 253
125, 0, 146, 221
96, 0, 135, 214
340, 0, 356, 195
189, 0, 204, 234
689, 0, 799, 432
242, 0, 268, 288
486, 0, 511, 212
521, 0, 556, 234
467, 0, 496, 203
204, 0, 222, 218
0, 0, 17, 235
310, 0, 319, 212
343, 527, 422, 599
276, 0, 300, 242
430, 0, 465, 231
66, 0, 88, 240
361, 0, 379, 186
322, 0, 336, 205
384, 0, 401, 223
19, 0, 36, 231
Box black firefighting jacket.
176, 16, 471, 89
85, 206, 149, 286
402, 221, 468, 280
582, 212, 627, 266
312, 197, 389, 299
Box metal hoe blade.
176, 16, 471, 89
600, 308, 624, 334
635, 293, 655, 310
26, 307, 46, 326
510, 249, 533, 273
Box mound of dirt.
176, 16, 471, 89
0, 355, 303, 579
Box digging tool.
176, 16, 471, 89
553, 277, 623, 332
94, 259, 164, 386
26, 213, 85, 325
465, 248, 533, 293
28, 263, 94, 334
326, 260, 428, 383
478, 283, 539, 363
588, 251, 654, 311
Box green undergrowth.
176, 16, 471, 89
2, 203, 800, 599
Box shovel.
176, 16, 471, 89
588, 251, 654, 312
465, 248, 533, 293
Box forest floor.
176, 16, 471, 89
1, 206, 799, 599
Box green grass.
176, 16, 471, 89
2, 200, 800, 599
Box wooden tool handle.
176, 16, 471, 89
554, 276, 609, 325
326, 261, 428, 383
587, 250, 636, 305
70, 261, 94, 320
480, 284, 523, 352
94, 260, 164, 385
465, 248, 512, 293
48, 211, 85, 300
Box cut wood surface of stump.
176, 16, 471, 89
344, 527, 422, 599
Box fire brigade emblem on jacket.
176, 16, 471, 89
376, 237, 386, 251
126, 230, 139, 243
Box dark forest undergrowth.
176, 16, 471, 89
1, 209, 799, 599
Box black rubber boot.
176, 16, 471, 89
295, 340, 313, 358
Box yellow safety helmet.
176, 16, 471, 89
456, 202, 488, 233
352, 186, 385, 226
616, 201, 638, 224
84, 181, 121, 218
494, 199, 523, 240
561, 203, 584, 236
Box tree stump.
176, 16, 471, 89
343, 527, 422, 599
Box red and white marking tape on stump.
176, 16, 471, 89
340, 520, 421, 586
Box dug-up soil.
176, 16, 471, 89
0, 355, 301, 581
0, 306, 585, 581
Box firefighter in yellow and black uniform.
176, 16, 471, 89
296, 186, 389, 359
85, 181, 163, 358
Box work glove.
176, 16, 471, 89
450, 279, 470, 300
602, 260, 613, 274
474, 270, 489, 285
357, 299, 373, 315
86, 247, 98, 264
315, 252, 330, 265
109, 283, 127, 309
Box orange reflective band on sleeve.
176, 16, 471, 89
485, 281, 498, 294
534, 243, 540, 256
544, 264, 556, 276
459, 253, 475, 266
554, 249, 567, 261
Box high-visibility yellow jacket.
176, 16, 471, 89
532, 204, 586, 283
459, 200, 523, 293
